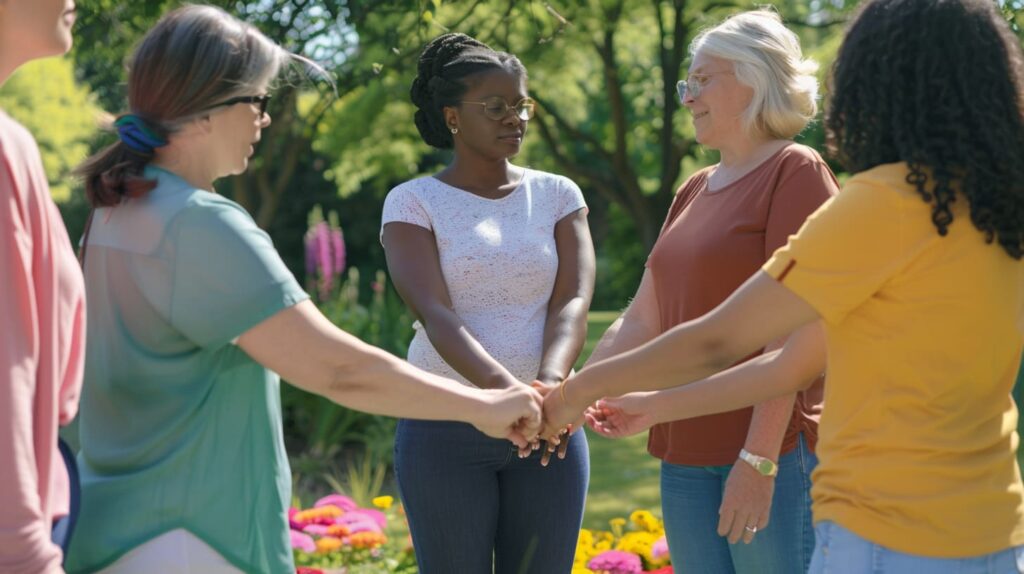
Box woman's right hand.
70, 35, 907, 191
469, 385, 544, 448
584, 392, 658, 438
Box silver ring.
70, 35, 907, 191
744, 525, 758, 534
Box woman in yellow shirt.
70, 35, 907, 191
546, 0, 1024, 571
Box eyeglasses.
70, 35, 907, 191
205, 95, 272, 118
676, 71, 734, 101
460, 96, 536, 121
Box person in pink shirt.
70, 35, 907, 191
0, 1, 85, 572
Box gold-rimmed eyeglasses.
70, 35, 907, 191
676, 71, 734, 101
460, 96, 536, 121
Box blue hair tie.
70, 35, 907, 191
114, 115, 167, 154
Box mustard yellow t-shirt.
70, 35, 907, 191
763, 162, 1024, 557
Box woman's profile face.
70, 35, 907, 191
446, 69, 529, 161
682, 50, 753, 149
0, 0, 76, 61
209, 91, 272, 178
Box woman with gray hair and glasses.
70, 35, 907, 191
66, 6, 542, 574
573, 10, 836, 573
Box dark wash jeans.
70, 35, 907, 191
394, 419, 589, 574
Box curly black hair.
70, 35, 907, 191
825, 0, 1024, 259
410, 33, 527, 149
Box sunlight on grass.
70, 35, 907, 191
577, 310, 663, 528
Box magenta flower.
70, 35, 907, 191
315, 494, 358, 511
290, 530, 316, 553
587, 550, 643, 574
331, 227, 345, 278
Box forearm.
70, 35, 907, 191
745, 395, 797, 460
1, 376, 64, 574
316, 335, 490, 421
636, 351, 790, 425
586, 313, 661, 366
420, 310, 518, 389
536, 295, 590, 384
571, 316, 738, 406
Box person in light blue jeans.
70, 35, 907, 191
809, 521, 1024, 574
661, 433, 817, 573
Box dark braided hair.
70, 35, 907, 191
826, 0, 1024, 259
410, 33, 527, 149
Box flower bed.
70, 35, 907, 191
574, 510, 672, 574
290, 494, 416, 574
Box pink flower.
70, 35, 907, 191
588, 550, 643, 574
290, 530, 316, 553
651, 536, 669, 559
331, 227, 345, 278
356, 508, 387, 529
302, 524, 331, 536
335, 512, 382, 534
315, 494, 358, 512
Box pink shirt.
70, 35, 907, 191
0, 110, 85, 573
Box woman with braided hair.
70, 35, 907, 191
548, 0, 1024, 571
382, 32, 594, 574
67, 8, 544, 574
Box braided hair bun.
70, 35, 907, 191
410, 33, 527, 149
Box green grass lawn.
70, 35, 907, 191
575, 310, 665, 529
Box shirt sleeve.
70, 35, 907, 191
765, 158, 839, 259
381, 185, 432, 234
556, 176, 588, 220
0, 154, 64, 573
763, 178, 931, 325
169, 200, 309, 348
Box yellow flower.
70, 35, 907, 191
609, 517, 626, 538
315, 536, 343, 554
372, 495, 394, 510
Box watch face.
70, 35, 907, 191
757, 460, 776, 475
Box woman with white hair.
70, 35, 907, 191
579, 10, 835, 573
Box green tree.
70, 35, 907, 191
0, 56, 100, 202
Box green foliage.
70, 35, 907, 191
283, 266, 414, 487
0, 57, 100, 202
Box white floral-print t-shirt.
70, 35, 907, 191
381, 168, 587, 386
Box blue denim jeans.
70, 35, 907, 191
394, 419, 589, 574
809, 520, 1024, 574
660, 433, 818, 574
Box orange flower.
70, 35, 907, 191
327, 524, 350, 537
315, 536, 343, 554
348, 531, 388, 549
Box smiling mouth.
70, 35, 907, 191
693, 111, 709, 120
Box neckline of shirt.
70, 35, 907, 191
428, 167, 531, 202
703, 143, 795, 195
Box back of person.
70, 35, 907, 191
776, 161, 1024, 555
69, 166, 300, 573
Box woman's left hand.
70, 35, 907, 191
718, 461, 775, 544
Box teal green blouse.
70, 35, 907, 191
67, 166, 308, 573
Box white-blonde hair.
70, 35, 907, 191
691, 10, 818, 139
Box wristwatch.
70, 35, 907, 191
738, 448, 778, 477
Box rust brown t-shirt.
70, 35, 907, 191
646, 143, 838, 466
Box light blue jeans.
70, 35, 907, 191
660, 433, 817, 574
809, 520, 1024, 574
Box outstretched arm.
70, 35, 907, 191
545, 270, 820, 434
238, 300, 542, 446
